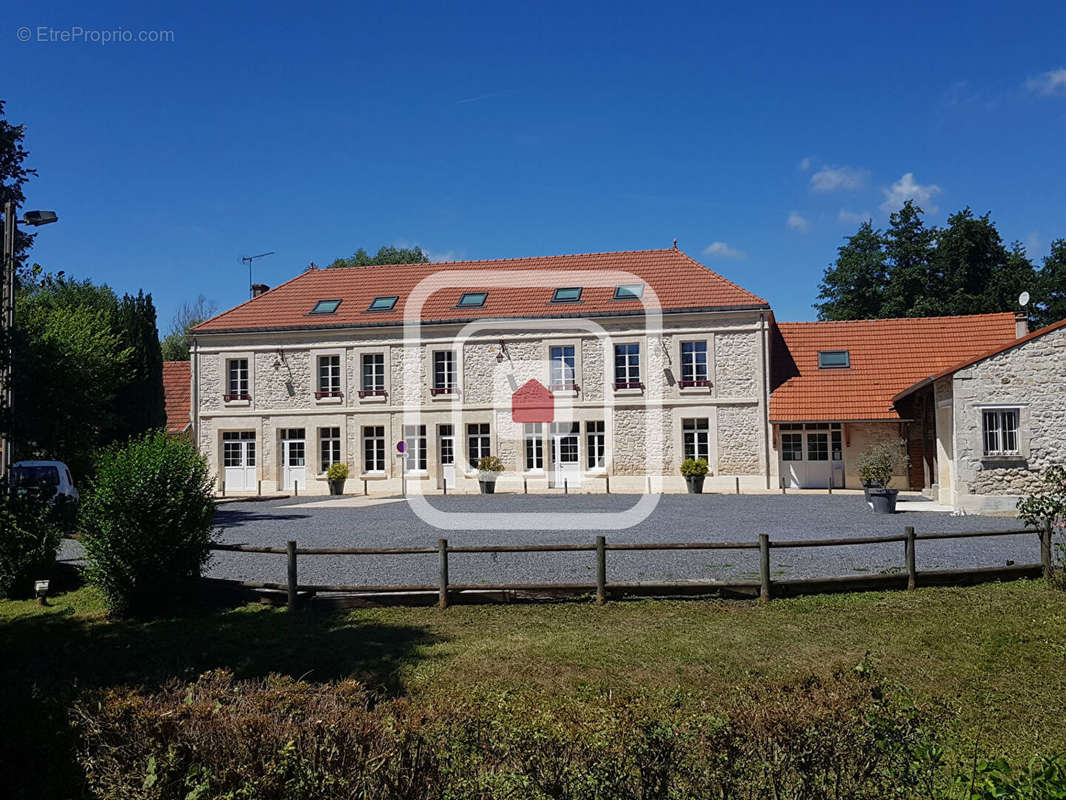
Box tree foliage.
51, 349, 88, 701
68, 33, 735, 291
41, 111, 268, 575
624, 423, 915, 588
0, 100, 37, 275
327, 245, 430, 268
114, 290, 166, 439
816, 201, 1057, 326
160, 295, 218, 361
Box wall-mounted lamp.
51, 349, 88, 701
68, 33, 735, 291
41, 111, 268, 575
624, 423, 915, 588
496, 341, 508, 363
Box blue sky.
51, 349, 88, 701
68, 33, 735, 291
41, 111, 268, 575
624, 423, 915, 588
8, 0, 1066, 329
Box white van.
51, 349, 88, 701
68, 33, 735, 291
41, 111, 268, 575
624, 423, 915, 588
10, 460, 79, 504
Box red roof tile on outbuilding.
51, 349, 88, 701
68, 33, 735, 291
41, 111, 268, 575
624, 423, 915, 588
770, 313, 1019, 423
163, 361, 191, 433
192, 248, 768, 333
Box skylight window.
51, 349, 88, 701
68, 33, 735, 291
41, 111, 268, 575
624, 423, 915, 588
552, 287, 583, 303
613, 284, 644, 300
818, 350, 850, 369
309, 299, 342, 315
457, 292, 488, 308
367, 296, 398, 311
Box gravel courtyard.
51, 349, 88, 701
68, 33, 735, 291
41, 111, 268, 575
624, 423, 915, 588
201, 493, 1036, 589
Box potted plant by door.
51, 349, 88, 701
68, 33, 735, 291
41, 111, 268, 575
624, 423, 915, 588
476, 456, 504, 494
856, 441, 906, 513
327, 462, 348, 496
680, 457, 709, 494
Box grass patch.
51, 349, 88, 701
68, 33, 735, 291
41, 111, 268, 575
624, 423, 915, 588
2, 578, 1065, 797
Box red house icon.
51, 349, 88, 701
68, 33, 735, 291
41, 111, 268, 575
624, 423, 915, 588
511, 379, 555, 424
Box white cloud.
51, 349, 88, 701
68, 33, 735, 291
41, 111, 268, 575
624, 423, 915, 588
837, 209, 871, 225
809, 165, 868, 193
880, 172, 942, 213
702, 241, 746, 259
1024, 68, 1066, 96
798, 156, 813, 172
786, 212, 809, 233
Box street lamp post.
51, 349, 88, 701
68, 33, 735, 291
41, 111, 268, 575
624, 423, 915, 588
1, 201, 58, 477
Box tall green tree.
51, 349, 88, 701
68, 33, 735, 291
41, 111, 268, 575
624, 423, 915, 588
880, 201, 938, 317
327, 245, 430, 268
814, 221, 888, 320
1033, 239, 1066, 329
0, 100, 37, 277
114, 290, 166, 440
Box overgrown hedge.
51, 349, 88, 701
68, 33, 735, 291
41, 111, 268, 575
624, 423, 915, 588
75, 667, 948, 800
0, 488, 65, 598
79, 431, 216, 616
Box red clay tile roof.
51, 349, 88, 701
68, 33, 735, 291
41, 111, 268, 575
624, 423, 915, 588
892, 315, 1066, 403
162, 361, 191, 433
192, 248, 768, 333
770, 313, 1019, 423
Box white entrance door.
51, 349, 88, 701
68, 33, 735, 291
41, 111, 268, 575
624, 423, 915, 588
281, 429, 306, 491
551, 424, 581, 488
222, 431, 256, 491
438, 425, 456, 490
781, 424, 844, 489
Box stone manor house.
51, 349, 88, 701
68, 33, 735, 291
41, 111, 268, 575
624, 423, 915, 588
180, 246, 1065, 512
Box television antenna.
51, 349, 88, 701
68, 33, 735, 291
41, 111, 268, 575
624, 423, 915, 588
241, 251, 275, 298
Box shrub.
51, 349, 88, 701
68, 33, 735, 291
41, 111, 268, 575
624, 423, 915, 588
74, 665, 947, 800
1017, 465, 1066, 585
857, 441, 907, 487
680, 457, 709, 478
477, 455, 504, 474
0, 488, 64, 598
326, 462, 349, 480
79, 431, 217, 616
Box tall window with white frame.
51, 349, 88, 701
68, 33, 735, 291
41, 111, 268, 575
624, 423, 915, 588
586, 420, 606, 469
467, 423, 490, 469
432, 350, 456, 395
982, 409, 1020, 456
614, 343, 641, 389
225, 358, 249, 400
319, 427, 341, 473
549, 345, 576, 389
524, 423, 543, 470
363, 425, 385, 472
679, 341, 708, 386
403, 425, 427, 472
682, 418, 710, 462
361, 353, 385, 397
316, 355, 341, 398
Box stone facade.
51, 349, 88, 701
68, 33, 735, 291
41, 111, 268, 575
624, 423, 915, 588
191, 311, 772, 494
949, 323, 1066, 512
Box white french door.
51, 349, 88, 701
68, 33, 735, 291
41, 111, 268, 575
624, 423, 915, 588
781, 424, 844, 489
438, 425, 456, 490
222, 431, 256, 492
281, 429, 306, 491
551, 423, 581, 488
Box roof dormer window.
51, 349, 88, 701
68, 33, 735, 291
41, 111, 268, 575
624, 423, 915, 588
818, 350, 850, 369
309, 299, 342, 315
457, 292, 488, 308
367, 296, 398, 311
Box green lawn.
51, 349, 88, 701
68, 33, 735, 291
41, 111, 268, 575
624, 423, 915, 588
3, 578, 1066, 797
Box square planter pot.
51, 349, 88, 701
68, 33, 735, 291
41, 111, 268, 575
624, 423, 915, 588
478, 480, 496, 494
328, 478, 346, 496
862, 481, 884, 502
867, 487, 898, 514
684, 475, 706, 494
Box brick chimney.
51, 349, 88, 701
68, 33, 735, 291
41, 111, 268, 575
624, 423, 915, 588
251, 283, 269, 298
1015, 311, 1029, 338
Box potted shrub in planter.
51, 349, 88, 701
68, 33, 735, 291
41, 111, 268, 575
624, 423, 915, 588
326, 462, 348, 496
476, 456, 504, 494
856, 441, 906, 513
680, 457, 709, 494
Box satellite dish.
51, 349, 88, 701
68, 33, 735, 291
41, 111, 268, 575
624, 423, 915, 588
1019, 291, 1030, 308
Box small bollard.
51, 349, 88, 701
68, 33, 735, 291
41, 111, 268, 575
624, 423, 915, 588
564, 479, 568, 495
605, 474, 610, 494
257, 479, 262, 497
735, 476, 740, 495
364, 478, 368, 496
523, 476, 528, 494
293, 480, 298, 497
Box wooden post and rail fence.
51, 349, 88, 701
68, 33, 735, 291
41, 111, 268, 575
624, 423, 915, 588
205, 524, 1056, 611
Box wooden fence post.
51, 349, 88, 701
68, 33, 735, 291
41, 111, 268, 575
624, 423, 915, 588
905, 526, 917, 590
759, 533, 771, 603
596, 536, 606, 605
286, 540, 297, 611
438, 538, 449, 609
1042, 523, 1054, 580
